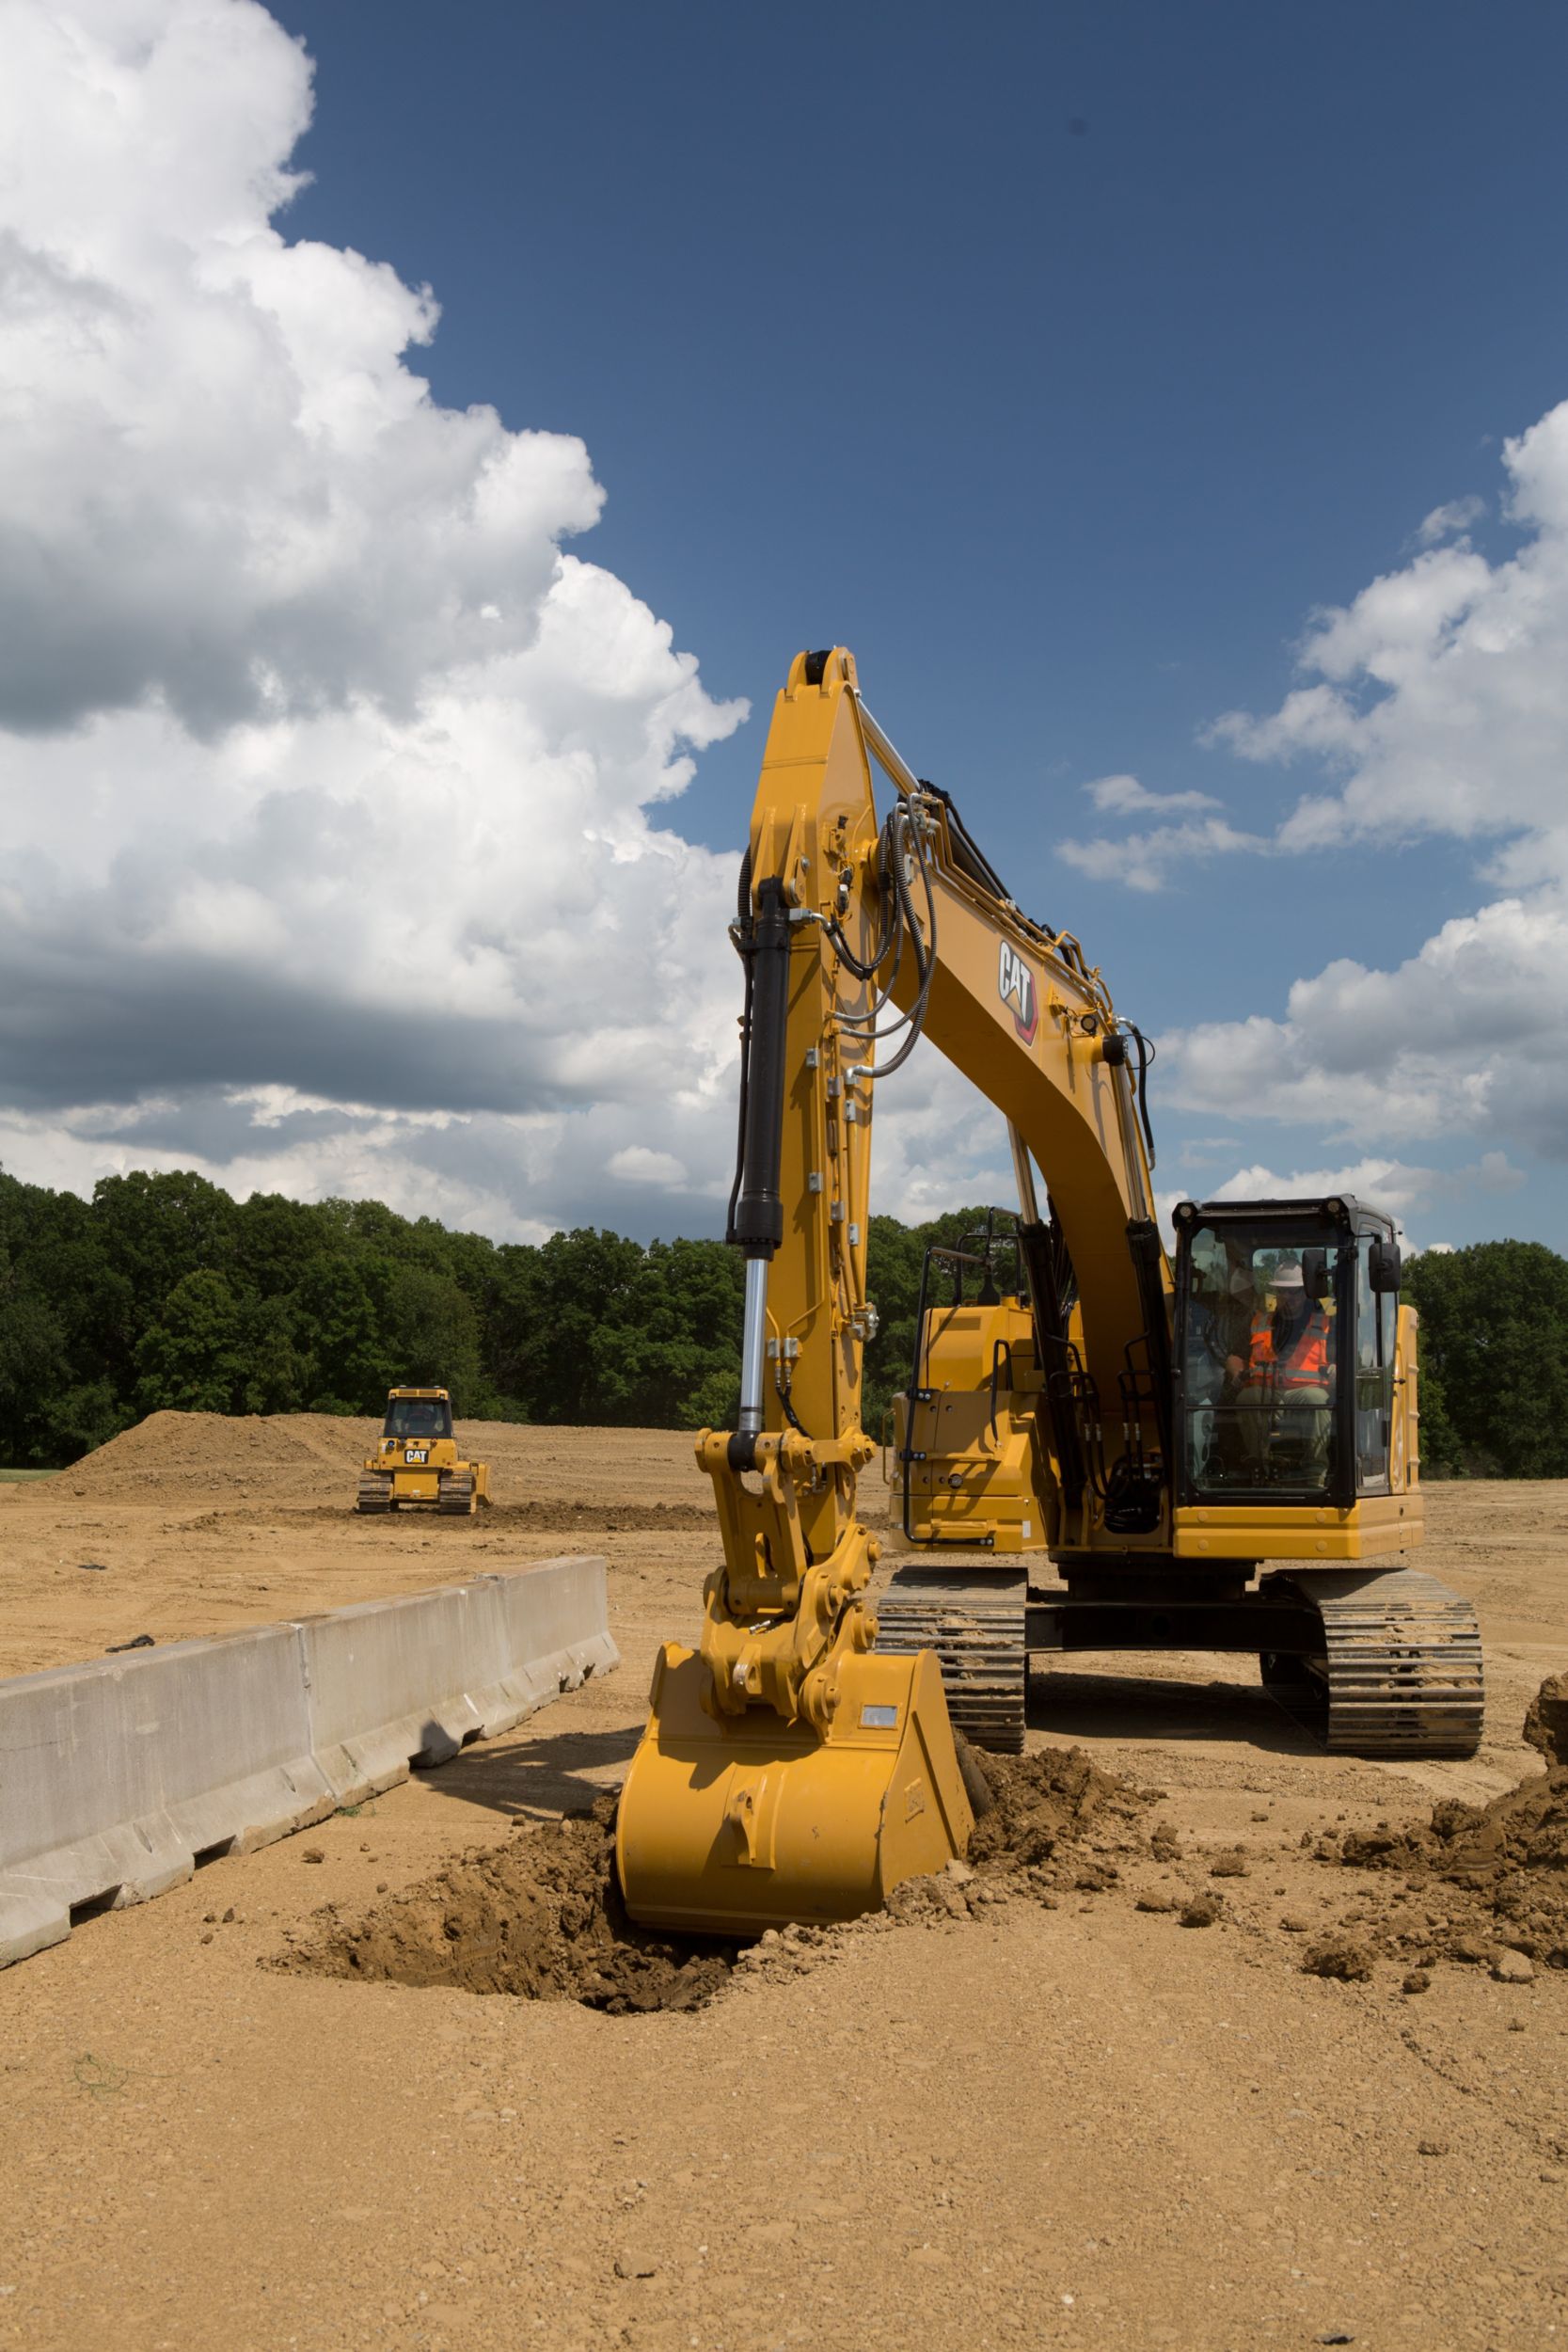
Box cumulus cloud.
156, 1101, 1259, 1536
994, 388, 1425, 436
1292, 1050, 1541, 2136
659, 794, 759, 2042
1083, 772, 1221, 816
1058, 815, 1269, 893
1157, 1152, 1523, 1251
608, 1145, 689, 1187
1161, 398, 1568, 1171
0, 0, 758, 1236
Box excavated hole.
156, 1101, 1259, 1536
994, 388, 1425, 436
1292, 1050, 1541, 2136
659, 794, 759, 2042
283, 1747, 1148, 2017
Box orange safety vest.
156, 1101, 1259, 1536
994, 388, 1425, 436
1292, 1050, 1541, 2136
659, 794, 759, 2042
1249, 1306, 1331, 1391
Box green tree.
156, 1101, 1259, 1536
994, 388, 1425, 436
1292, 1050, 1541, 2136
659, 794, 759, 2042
135, 1269, 249, 1414
1404, 1240, 1568, 1476
385, 1263, 483, 1409
293, 1257, 389, 1411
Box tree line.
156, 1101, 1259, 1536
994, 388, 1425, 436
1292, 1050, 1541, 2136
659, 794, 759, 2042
0, 1166, 1558, 1475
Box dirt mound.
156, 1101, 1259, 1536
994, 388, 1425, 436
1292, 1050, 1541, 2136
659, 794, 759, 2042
1329, 1677, 1568, 1973
287, 1796, 736, 2015
287, 1745, 1149, 2013
63, 1410, 375, 1502
966, 1742, 1145, 1886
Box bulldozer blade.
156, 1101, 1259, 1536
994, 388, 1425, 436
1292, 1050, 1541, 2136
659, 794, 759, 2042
615, 1642, 974, 1937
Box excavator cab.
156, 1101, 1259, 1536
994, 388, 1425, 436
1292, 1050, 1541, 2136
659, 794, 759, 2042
1171, 1196, 1412, 1515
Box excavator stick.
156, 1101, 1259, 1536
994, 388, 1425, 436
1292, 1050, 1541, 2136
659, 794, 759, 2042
616, 1643, 974, 1936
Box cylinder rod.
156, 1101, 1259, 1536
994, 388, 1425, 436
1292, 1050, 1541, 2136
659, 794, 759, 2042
738, 1259, 769, 1436
1007, 1122, 1040, 1227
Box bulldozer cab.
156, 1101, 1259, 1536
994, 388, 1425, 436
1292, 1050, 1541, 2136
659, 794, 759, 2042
1171, 1196, 1406, 1511
382, 1391, 452, 1442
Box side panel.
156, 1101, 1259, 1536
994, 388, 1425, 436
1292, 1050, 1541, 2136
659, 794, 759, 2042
1173, 1494, 1422, 1562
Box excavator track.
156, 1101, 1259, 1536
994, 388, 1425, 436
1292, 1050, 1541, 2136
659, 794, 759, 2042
875, 1566, 1028, 1755
1258, 1567, 1483, 1756
356, 1476, 391, 1515
437, 1470, 476, 1518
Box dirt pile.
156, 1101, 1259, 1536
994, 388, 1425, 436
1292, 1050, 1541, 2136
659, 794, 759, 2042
287, 1796, 737, 2016
966, 1742, 1146, 1888
62, 1410, 374, 1503
1326, 1677, 1568, 1973
290, 1745, 1149, 2013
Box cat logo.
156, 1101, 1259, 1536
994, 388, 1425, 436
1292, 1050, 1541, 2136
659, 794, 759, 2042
998, 941, 1038, 1044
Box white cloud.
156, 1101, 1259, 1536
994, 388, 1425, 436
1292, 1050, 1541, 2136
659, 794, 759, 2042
0, 0, 753, 1235
608, 1145, 689, 1187
1212, 402, 1568, 853
1084, 772, 1221, 816
1157, 1152, 1523, 1250
1415, 496, 1484, 547
1058, 815, 1269, 893
1161, 398, 1568, 1173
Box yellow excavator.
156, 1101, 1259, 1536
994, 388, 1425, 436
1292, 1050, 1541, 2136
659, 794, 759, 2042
356, 1388, 490, 1517
616, 648, 1483, 1936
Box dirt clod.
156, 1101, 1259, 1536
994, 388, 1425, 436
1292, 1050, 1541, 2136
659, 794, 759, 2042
1525, 1672, 1568, 1769
1302, 1937, 1373, 1981
1180, 1898, 1220, 1929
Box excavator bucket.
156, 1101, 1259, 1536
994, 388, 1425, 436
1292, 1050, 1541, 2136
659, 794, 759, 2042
616, 1643, 974, 1936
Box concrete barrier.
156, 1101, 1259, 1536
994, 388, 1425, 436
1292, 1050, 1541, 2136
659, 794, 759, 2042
303, 1559, 618, 1807
0, 1555, 616, 1968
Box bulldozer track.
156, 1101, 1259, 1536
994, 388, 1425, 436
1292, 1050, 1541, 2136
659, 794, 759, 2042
437, 1471, 476, 1518
875, 1567, 1028, 1755
355, 1476, 390, 1515
1258, 1567, 1484, 1757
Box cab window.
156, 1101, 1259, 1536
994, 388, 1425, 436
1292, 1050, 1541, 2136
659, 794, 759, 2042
1354, 1244, 1396, 1491
1180, 1223, 1340, 1498
384, 1396, 451, 1441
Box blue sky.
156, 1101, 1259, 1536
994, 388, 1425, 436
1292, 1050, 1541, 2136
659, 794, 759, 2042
270, 0, 1568, 1244
5, 1, 1568, 1250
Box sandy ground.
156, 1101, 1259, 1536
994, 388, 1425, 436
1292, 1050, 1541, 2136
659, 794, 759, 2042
2, 1414, 1566, 2351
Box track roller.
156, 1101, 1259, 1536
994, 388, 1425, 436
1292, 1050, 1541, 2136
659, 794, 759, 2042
875, 1566, 1028, 1754
1259, 1566, 1483, 1757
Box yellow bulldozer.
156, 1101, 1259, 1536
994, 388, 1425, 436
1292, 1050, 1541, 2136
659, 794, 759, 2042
355, 1388, 491, 1517
613, 646, 1484, 1942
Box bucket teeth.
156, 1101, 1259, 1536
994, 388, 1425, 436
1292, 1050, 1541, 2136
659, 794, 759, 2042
1259, 1568, 1484, 1757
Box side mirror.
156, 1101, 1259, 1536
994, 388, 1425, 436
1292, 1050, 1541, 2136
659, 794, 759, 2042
1301, 1247, 1332, 1302
1369, 1237, 1402, 1295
